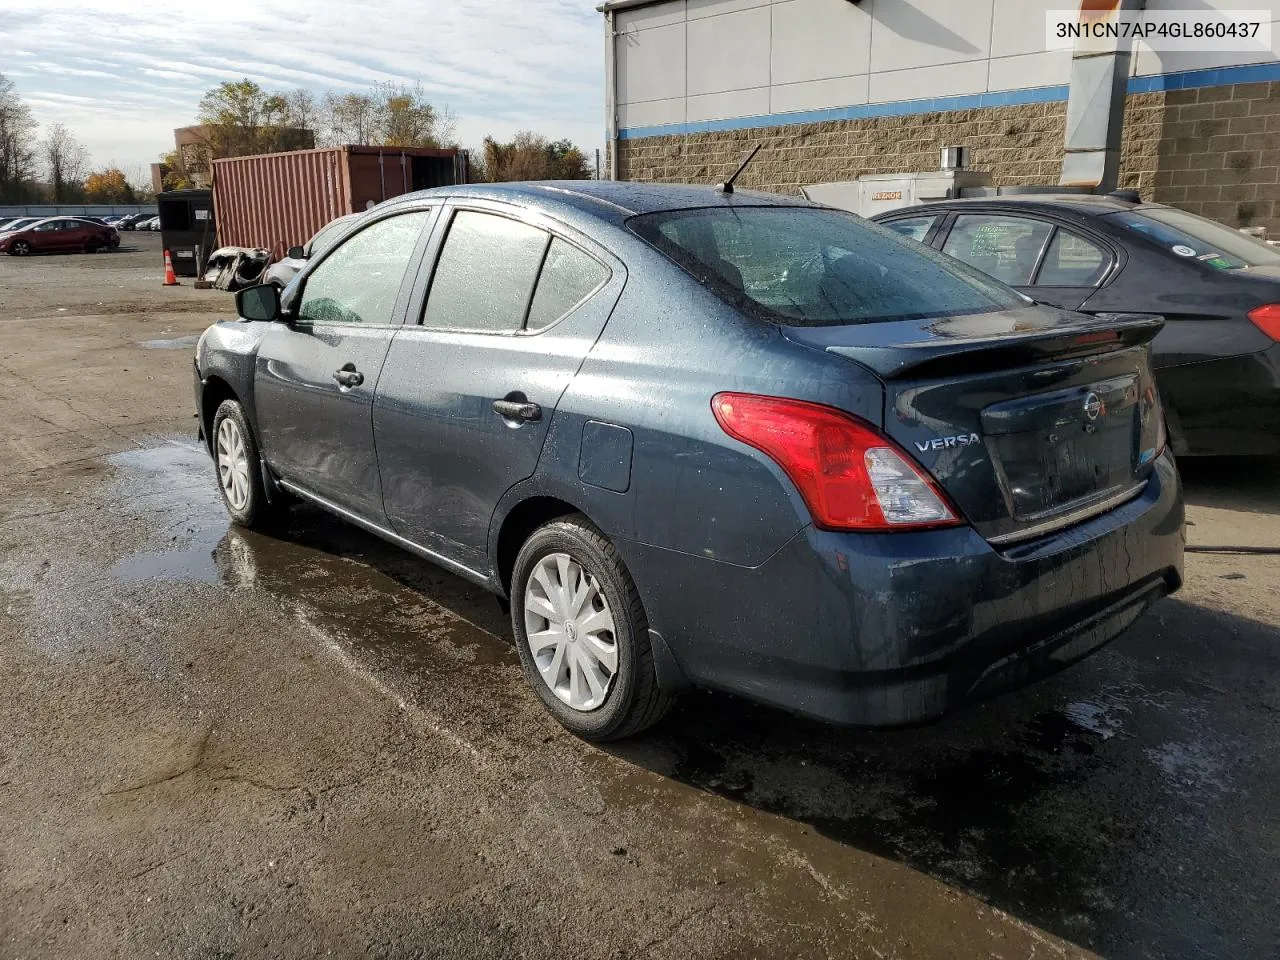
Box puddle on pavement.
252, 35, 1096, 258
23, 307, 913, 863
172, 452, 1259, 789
87, 441, 1266, 960
136, 334, 202, 350
104, 441, 516, 673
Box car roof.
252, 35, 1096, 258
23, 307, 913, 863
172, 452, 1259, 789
387, 180, 819, 224
880, 194, 1166, 218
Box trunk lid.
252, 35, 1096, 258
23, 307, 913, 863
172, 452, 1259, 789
785, 306, 1166, 545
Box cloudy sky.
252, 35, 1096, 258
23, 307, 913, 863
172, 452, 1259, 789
1, 0, 606, 179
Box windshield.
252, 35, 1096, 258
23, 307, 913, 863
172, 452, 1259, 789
1107, 206, 1280, 270
628, 206, 1026, 325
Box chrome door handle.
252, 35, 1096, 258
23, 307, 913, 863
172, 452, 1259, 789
492, 399, 542, 422
333, 366, 364, 388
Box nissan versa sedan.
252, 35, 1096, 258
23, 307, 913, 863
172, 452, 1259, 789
193, 182, 1184, 741
874, 195, 1280, 456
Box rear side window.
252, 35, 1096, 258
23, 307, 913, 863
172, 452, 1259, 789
882, 215, 938, 243
942, 215, 1053, 286
424, 211, 548, 333
1108, 206, 1280, 270
1036, 230, 1109, 286
628, 206, 1023, 326
526, 239, 609, 331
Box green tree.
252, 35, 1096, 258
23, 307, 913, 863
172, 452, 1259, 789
195, 79, 315, 159
157, 149, 194, 191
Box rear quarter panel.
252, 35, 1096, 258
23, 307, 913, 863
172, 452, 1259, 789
494, 236, 885, 571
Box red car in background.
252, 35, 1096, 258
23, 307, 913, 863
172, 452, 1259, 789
0, 217, 120, 256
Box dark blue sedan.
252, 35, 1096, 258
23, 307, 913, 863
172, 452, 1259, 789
193, 182, 1184, 740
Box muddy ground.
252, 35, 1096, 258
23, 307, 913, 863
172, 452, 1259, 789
1, 238, 1277, 959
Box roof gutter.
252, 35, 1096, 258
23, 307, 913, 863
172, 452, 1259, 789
595, 0, 669, 11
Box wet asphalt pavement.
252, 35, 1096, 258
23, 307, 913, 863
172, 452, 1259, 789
1, 242, 1278, 958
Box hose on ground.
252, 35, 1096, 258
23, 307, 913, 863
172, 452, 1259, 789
1186, 546, 1280, 555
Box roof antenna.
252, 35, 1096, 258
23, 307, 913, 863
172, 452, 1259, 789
718, 144, 761, 194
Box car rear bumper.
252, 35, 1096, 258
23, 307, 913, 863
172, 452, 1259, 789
1161, 343, 1280, 456
616, 450, 1184, 726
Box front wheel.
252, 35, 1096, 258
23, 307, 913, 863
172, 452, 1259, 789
9, 241, 30, 257
511, 515, 673, 741
211, 399, 281, 530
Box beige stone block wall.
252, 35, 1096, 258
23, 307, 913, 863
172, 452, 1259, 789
617, 83, 1280, 233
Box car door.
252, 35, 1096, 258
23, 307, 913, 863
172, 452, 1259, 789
62, 220, 91, 251
938, 212, 1116, 311
253, 207, 436, 521
374, 203, 623, 571
939, 212, 1058, 293
27, 221, 60, 251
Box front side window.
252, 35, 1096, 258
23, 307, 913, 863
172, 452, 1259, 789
1108, 206, 1280, 270
33, 222, 59, 233
423, 211, 549, 333
883, 215, 938, 243
1036, 230, 1109, 286
307, 216, 355, 259
942, 215, 1053, 286
297, 211, 431, 326
628, 206, 1024, 326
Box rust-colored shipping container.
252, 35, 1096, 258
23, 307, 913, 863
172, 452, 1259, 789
212, 145, 465, 256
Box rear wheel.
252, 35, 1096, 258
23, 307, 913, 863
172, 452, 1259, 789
211, 399, 281, 530
10, 240, 30, 257
511, 515, 672, 741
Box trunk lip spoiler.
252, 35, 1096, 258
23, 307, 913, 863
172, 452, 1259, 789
784, 310, 1165, 380
808, 312, 1172, 378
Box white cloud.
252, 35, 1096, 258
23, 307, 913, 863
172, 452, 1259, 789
1, 0, 605, 171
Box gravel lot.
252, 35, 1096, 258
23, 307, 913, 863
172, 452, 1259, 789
1, 239, 1277, 959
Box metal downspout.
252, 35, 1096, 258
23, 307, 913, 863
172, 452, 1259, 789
1059, 0, 1148, 192
606, 10, 619, 180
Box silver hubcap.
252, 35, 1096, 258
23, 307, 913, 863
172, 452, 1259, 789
524, 553, 618, 712
216, 418, 251, 512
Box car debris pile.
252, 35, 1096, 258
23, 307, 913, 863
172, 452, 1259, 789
201, 247, 271, 291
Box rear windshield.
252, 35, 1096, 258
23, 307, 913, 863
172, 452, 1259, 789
628, 206, 1026, 325
1107, 206, 1280, 270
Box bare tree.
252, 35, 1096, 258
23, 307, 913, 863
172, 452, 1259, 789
42, 123, 89, 201
283, 88, 319, 135
323, 91, 380, 146
0, 73, 39, 202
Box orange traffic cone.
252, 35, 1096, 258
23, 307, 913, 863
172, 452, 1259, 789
163, 249, 179, 286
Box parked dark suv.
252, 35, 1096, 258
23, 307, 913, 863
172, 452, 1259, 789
193, 182, 1184, 740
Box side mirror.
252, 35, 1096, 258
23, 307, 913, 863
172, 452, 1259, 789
236, 283, 282, 322
286, 245, 306, 260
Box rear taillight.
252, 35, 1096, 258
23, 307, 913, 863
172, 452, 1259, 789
711, 393, 961, 532
1247, 304, 1280, 341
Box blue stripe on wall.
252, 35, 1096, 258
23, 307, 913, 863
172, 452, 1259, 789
618, 60, 1280, 141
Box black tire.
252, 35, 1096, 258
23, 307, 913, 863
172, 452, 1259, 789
510, 515, 673, 741
84, 240, 100, 254
210, 399, 280, 530
10, 240, 30, 257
